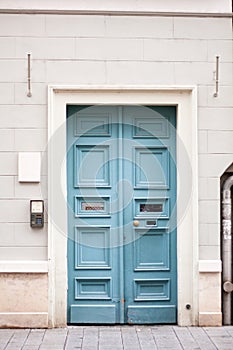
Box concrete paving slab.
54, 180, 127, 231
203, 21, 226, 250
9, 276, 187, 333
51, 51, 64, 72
188, 327, 217, 350
0, 326, 233, 350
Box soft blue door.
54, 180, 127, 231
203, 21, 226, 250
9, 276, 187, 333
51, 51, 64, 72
67, 105, 177, 324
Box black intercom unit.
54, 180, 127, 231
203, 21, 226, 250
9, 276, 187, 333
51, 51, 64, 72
30, 200, 44, 228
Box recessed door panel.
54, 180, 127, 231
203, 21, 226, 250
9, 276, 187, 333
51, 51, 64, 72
75, 227, 111, 269
75, 145, 110, 187
67, 105, 177, 324
74, 113, 112, 136
134, 229, 170, 271
134, 279, 170, 301
134, 147, 169, 188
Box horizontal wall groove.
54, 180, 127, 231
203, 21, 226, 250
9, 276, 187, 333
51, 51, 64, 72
0, 9, 232, 18
0, 58, 232, 63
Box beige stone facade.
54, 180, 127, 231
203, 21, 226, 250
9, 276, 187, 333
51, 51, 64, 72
0, 273, 48, 327
0, 0, 232, 327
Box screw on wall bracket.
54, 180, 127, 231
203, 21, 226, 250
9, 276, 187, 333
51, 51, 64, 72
213, 55, 220, 97
27, 53, 32, 97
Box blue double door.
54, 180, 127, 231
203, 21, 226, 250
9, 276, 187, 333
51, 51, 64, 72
67, 105, 177, 324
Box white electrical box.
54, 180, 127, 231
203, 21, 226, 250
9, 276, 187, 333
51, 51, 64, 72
18, 152, 41, 182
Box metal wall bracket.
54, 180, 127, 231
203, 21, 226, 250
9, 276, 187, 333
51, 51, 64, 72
213, 55, 220, 97
27, 53, 32, 97
223, 281, 233, 293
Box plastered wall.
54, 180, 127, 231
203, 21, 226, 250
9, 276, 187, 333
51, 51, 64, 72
0, 13, 232, 260
0, 10, 232, 326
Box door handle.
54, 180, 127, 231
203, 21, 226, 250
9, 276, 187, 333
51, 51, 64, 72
133, 220, 140, 227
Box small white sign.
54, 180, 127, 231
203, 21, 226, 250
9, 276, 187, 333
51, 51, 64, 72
31, 200, 43, 213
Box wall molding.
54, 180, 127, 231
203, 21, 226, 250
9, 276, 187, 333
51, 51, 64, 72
0, 312, 48, 328
199, 260, 222, 273
0, 261, 48, 273
0, 9, 232, 18
48, 85, 199, 327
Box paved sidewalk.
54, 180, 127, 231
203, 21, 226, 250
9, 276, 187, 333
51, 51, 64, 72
1, 326, 233, 350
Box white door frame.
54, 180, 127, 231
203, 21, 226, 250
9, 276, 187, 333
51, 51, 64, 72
47, 85, 198, 327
